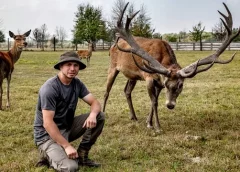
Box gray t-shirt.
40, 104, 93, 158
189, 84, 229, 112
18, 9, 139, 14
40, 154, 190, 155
33, 76, 89, 144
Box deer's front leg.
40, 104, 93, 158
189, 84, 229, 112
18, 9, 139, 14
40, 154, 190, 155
0, 82, 3, 110
146, 79, 164, 132
124, 80, 137, 120
6, 73, 11, 108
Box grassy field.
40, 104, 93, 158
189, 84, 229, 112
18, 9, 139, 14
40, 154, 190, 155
0, 50, 240, 172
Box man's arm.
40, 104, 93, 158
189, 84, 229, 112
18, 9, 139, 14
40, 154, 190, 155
82, 93, 101, 128
42, 110, 78, 159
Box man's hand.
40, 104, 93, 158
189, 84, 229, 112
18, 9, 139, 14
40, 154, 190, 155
64, 145, 79, 159
83, 115, 97, 128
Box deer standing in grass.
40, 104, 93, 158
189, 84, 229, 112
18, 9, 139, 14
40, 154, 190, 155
77, 42, 93, 66
103, 2, 240, 132
0, 30, 31, 110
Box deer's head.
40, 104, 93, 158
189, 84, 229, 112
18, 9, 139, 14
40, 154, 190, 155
115, 2, 240, 110
9, 30, 31, 51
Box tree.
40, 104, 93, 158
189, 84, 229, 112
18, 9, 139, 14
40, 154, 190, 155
163, 33, 178, 42
110, 0, 154, 38
32, 24, 50, 50
50, 35, 59, 48
152, 32, 162, 39
178, 30, 187, 42
73, 3, 104, 50
232, 28, 240, 42
55, 26, 67, 48
212, 20, 226, 41
0, 30, 5, 42
189, 22, 205, 51
131, 5, 154, 38
107, 0, 134, 42
0, 19, 5, 42
40, 24, 49, 51
32, 28, 42, 48
111, 0, 132, 27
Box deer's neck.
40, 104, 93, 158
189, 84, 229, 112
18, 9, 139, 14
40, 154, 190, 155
9, 46, 22, 64
88, 45, 93, 52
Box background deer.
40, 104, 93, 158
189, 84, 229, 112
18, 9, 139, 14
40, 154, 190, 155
0, 30, 31, 110
77, 42, 93, 66
103, 2, 240, 132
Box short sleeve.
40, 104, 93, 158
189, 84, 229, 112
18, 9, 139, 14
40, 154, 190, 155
76, 79, 90, 98
39, 84, 58, 111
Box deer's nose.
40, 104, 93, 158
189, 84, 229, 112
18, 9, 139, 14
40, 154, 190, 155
23, 42, 27, 46
167, 104, 175, 109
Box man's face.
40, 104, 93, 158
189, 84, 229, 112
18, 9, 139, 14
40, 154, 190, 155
60, 61, 80, 79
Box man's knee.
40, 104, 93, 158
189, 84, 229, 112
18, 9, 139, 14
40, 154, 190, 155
97, 111, 105, 121
59, 159, 78, 172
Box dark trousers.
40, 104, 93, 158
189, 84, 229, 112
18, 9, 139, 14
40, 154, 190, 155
37, 112, 105, 171
69, 112, 105, 151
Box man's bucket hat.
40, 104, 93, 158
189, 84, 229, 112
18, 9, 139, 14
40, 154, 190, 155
54, 51, 86, 70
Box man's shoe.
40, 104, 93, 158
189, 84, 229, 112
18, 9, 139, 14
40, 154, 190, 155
78, 157, 101, 167
77, 148, 101, 167
35, 157, 50, 168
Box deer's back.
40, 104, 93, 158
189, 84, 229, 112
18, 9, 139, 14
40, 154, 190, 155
109, 37, 173, 80
77, 50, 89, 58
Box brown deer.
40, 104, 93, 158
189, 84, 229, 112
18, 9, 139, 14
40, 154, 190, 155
0, 30, 31, 110
103, 2, 240, 132
77, 42, 93, 66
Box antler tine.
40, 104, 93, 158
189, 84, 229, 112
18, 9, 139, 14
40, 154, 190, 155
131, 54, 156, 74
115, 2, 171, 76
125, 11, 140, 31
218, 2, 232, 34
178, 3, 240, 78
117, 2, 129, 28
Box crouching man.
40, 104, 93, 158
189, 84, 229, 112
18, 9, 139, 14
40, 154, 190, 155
33, 51, 105, 171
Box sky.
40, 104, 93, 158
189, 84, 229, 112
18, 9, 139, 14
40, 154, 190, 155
1, 0, 240, 40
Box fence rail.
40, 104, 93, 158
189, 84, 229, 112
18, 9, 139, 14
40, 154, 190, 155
1, 41, 240, 51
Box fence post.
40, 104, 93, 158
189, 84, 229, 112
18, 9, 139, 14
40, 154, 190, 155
211, 42, 213, 51
176, 42, 178, 51
193, 42, 195, 51
53, 37, 56, 51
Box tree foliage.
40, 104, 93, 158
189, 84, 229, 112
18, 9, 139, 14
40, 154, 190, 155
110, 0, 154, 39
131, 5, 154, 38
178, 30, 188, 42
0, 19, 5, 42
152, 32, 162, 39
163, 33, 178, 42
32, 28, 42, 48
108, 0, 134, 42
0, 30, 5, 42
55, 26, 67, 48
189, 22, 205, 42
32, 24, 50, 50
232, 28, 240, 42
189, 22, 205, 51
50, 36, 59, 47
73, 3, 105, 46
212, 20, 226, 41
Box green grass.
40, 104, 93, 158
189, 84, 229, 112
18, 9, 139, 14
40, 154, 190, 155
0, 50, 240, 171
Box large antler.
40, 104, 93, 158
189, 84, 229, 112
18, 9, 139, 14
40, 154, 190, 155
178, 2, 240, 78
115, 2, 171, 76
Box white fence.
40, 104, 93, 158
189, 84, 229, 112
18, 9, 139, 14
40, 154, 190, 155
95, 41, 240, 51
1, 41, 240, 51
169, 42, 240, 51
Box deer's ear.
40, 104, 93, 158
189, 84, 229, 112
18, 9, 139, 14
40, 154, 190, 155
9, 31, 15, 38
23, 30, 31, 37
